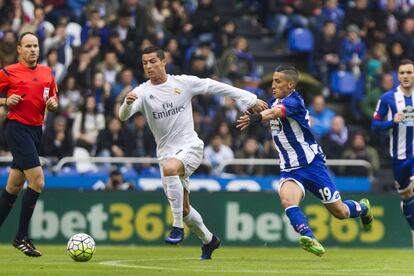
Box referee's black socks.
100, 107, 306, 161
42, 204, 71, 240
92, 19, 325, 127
0, 189, 17, 227
16, 187, 40, 240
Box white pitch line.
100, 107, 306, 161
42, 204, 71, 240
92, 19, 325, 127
98, 258, 414, 274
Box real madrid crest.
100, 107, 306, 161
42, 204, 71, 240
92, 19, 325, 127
174, 88, 181, 95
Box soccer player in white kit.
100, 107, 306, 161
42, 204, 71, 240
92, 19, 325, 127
119, 46, 267, 259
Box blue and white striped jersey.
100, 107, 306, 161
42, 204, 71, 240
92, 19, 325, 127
270, 91, 322, 171
373, 86, 414, 160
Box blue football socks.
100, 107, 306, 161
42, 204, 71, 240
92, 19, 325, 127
344, 200, 366, 218
285, 206, 314, 238
402, 196, 414, 230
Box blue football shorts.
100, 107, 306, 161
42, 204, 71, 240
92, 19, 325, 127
6, 120, 42, 170
278, 154, 341, 203
392, 157, 414, 193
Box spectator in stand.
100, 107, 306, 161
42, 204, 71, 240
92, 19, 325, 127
189, 0, 220, 42
193, 107, 210, 142
105, 31, 138, 71
314, 20, 341, 91
129, 112, 156, 159
366, 42, 391, 78
0, 30, 18, 67
86, 0, 119, 25
212, 96, 243, 137
339, 24, 366, 77
105, 167, 135, 191
43, 48, 66, 85
109, 7, 138, 45
58, 76, 84, 124
321, 115, 350, 160
388, 38, 408, 69
43, 23, 74, 70
308, 95, 336, 141
204, 134, 234, 176
234, 137, 265, 176
360, 72, 394, 121
341, 132, 380, 176
127, 112, 157, 174
394, 17, 414, 61
72, 94, 106, 156
41, 115, 74, 164
80, 9, 109, 45
90, 72, 111, 115
315, 0, 345, 30
41, 0, 72, 25
343, 0, 372, 38
96, 117, 132, 158
187, 54, 213, 78
266, 0, 310, 43
220, 36, 257, 79
164, 37, 183, 71
216, 19, 237, 56
111, 68, 137, 115
67, 49, 94, 90
96, 51, 124, 86
216, 121, 234, 149
370, 0, 402, 43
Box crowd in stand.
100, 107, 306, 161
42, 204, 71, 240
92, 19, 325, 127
0, 0, 411, 179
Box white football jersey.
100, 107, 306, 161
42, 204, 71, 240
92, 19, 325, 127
119, 75, 257, 158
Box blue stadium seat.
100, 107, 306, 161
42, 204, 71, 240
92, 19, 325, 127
330, 70, 359, 95
288, 28, 314, 52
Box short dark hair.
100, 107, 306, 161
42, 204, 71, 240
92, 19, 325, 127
275, 64, 299, 85
399, 59, 414, 67
142, 46, 165, 60
18, 32, 37, 45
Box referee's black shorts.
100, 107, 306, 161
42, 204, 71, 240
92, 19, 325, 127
6, 120, 43, 170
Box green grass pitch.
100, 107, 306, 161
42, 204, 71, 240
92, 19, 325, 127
0, 244, 413, 275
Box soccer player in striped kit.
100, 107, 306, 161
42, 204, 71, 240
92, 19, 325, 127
237, 65, 373, 257
119, 46, 267, 259
372, 59, 414, 247
0, 32, 58, 257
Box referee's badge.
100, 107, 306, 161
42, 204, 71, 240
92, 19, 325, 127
43, 87, 50, 101
174, 88, 181, 95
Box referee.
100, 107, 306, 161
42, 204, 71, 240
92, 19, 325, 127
0, 32, 58, 257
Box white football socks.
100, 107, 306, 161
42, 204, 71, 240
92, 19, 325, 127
163, 176, 184, 228
184, 206, 213, 244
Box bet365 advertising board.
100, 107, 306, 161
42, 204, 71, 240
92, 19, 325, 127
0, 191, 409, 247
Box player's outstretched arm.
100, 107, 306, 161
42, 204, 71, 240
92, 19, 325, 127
250, 99, 268, 113
119, 91, 138, 121
237, 106, 282, 131
371, 112, 402, 131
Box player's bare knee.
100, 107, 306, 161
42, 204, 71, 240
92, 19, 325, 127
280, 198, 297, 209
162, 165, 179, 177
29, 180, 44, 192
6, 182, 24, 194
183, 206, 190, 217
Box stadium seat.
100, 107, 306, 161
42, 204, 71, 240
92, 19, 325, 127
288, 28, 314, 52
330, 70, 359, 95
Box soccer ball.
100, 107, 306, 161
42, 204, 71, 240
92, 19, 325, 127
66, 233, 96, 262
